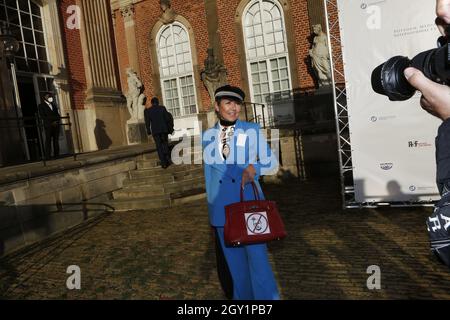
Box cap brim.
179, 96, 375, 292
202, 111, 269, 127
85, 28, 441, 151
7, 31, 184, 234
215, 91, 244, 102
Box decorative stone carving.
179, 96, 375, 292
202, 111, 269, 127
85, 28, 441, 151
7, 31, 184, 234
160, 0, 176, 24
309, 24, 332, 87
200, 48, 227, 106
125, 68, 146, 122
120, 5, 135, 20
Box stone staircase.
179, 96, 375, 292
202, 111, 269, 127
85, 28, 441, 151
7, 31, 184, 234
109, 148, 205, 212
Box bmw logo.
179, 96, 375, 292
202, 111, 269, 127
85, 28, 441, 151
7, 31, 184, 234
409, 186, 416, 192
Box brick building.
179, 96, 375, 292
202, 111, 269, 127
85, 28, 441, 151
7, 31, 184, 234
0, 0, 328, 166
110, 0, 328, 139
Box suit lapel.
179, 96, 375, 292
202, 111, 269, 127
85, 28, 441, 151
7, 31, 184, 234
207, 122, 227, 175
206, 120, 245, 179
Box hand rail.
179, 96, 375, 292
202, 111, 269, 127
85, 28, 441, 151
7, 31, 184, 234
0, 113, 76, 167
243, 102, 266, 129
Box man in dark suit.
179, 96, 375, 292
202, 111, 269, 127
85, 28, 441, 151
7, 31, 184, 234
38, 93, 61, 159
144, 97, 174, 169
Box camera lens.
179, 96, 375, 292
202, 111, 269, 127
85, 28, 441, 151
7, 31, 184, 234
371, 56, 417, 101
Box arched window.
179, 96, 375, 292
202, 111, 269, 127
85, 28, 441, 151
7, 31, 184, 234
157, 22, 197, 117
243, 0, 291, 104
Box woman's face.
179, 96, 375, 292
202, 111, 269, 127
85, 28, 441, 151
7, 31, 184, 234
215, 98, 241, 123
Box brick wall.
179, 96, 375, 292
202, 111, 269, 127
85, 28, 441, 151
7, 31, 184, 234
123, 0, 210, 111
127, 0, 159, 99
291, 0, 315, 90
77, 0, 324, 111
216, 0, 315, 93
113, 11, 130, 93
215, 0, 241, 89
59, 0, 87, 110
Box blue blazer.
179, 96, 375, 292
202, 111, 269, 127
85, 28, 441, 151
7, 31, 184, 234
202, 120, 279, 227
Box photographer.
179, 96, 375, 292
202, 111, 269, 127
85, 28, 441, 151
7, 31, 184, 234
404, 0, 450, 266
404, 0, 450, 197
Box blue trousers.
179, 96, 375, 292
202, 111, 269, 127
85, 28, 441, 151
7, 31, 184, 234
215, 227, 280, 300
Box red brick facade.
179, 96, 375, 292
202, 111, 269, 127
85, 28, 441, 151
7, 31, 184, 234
114, 12, 130, 93
60, 0, 87, 110
58, 0, 323, 111
111, 0, 319, 113
130, 0, 211, 111
216, 0, 243, 90
291, 0, 315, 90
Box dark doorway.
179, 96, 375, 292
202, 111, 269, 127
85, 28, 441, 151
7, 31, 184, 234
17, 76, 40, 161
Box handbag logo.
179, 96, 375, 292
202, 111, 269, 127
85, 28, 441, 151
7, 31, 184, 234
245, 212, 271, 236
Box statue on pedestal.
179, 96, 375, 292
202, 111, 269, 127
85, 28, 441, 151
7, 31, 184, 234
125, 68, 146, 122
309, 24, 332, 87
201, 48, 228, 106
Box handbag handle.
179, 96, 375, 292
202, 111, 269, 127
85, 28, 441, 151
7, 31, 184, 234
240, 182, 260, 202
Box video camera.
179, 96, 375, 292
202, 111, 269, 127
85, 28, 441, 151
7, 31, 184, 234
371, 30, 450, 101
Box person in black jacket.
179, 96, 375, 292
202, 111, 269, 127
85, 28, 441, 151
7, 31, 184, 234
404, 0, 450, 195
37, 93, 61, 159
405, 0, 450, 265
144, 97, 174, 169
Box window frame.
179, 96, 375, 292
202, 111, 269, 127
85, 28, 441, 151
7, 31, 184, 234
242, 0, 293, 104
156, 21, 198, 118
0, 0, 51, 75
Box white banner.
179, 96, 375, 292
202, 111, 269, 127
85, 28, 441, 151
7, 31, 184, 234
336, 0, 442, 202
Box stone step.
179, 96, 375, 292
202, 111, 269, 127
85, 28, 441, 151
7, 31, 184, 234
137, 154, 203, 169
163, 177, 205, 194
113, 179, 205, 200
139, 144, 177, 161
119, 174, 205, 193
171, 188, 207, 206
122, 167, 204, 187
113, 187, 165, 200
108, 196, 172, 212
130, 164, 202, 179
137, 151, 159, 161
137, 158, 161, 169
109, 188, 206, 212
116, 176, 205, 199
123, 174, 175, 187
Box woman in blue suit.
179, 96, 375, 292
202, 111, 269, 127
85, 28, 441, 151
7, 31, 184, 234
202, 85, 280, 300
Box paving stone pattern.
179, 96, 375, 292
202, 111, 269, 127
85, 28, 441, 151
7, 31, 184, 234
1, 177, 450, 300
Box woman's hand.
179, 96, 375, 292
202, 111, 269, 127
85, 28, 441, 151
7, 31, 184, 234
241, 164, 256, 188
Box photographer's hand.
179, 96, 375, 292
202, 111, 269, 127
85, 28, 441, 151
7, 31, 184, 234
404, 67, 450, 121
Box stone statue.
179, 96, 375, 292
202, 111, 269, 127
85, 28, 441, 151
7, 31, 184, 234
201, 48, 227, 106
126, 68, 146, 122
160, 0, 176, 24
309, 24, 332, 87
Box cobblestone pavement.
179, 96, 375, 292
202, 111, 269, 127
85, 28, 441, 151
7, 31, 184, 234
1, 176, 450, 300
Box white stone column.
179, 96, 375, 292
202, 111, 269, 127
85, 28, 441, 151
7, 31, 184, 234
79, 0, 121, 97
76, 0, 128, 151
42, 0, 83, 153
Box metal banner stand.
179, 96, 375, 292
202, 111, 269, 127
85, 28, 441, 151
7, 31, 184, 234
324, 0, 436, 209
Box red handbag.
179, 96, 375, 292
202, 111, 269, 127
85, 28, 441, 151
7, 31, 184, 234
224, 182, 287, 246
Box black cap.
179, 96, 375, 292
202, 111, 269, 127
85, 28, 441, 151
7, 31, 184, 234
215, 85, 245, 102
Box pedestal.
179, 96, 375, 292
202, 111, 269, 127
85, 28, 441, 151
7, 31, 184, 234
127, 121, 148, 145
294, 86, 334, 131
